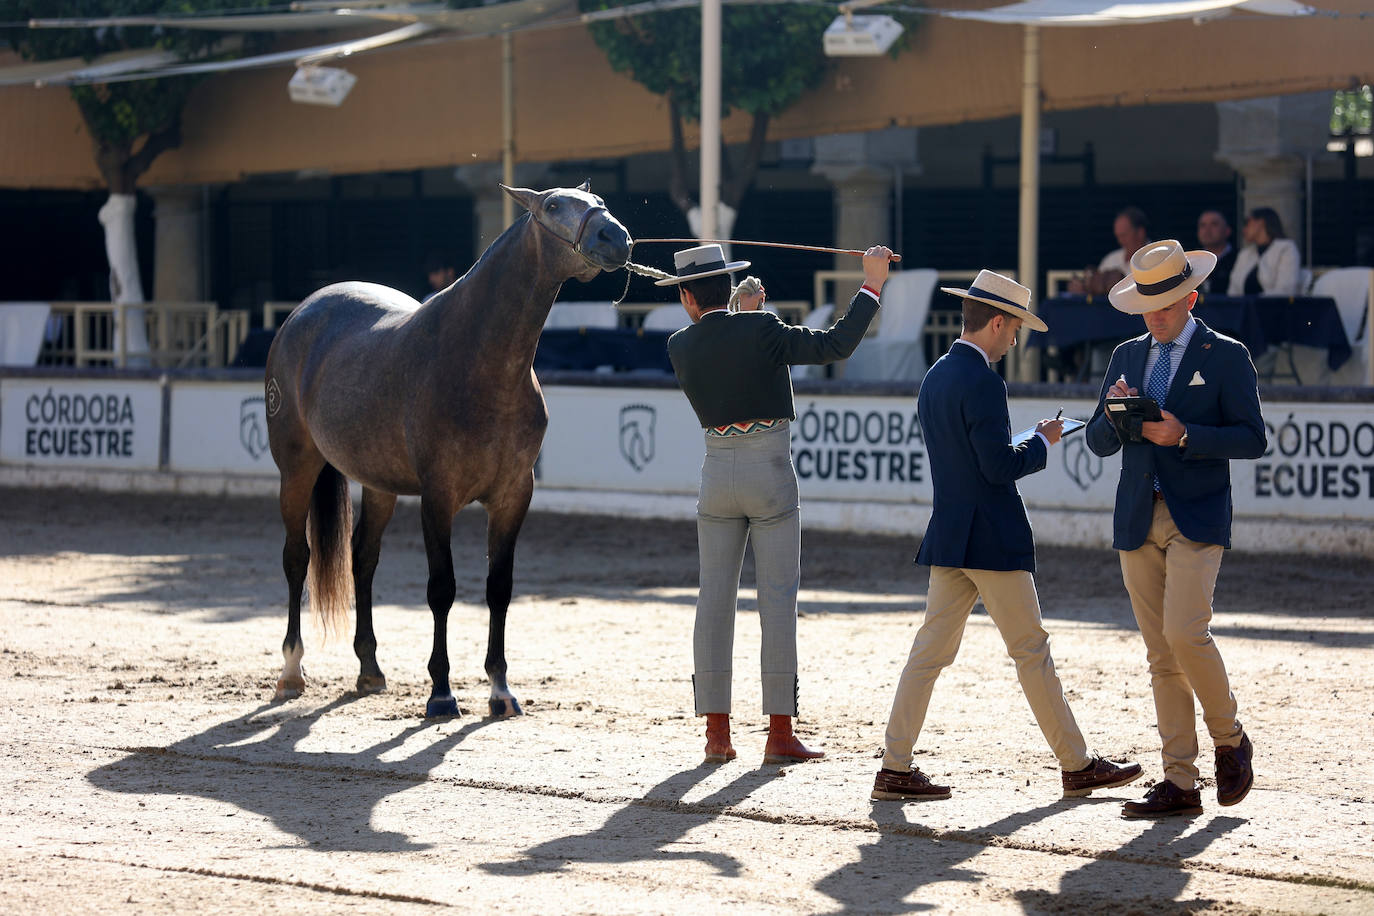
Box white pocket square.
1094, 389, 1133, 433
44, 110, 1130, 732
1188, 371, 1206, 386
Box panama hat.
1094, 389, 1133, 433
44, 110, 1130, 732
1108, 239, 1216, 315
654, 243, 751, 286
939, 269, 1047, 333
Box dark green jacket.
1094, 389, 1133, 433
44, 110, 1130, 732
667, 291, 880, 428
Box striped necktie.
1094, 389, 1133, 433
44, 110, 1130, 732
1146, 341, 1174, 493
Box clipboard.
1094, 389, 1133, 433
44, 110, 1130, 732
1012, 418, 1084, 446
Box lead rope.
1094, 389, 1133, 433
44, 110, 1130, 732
612, 244, 676, 305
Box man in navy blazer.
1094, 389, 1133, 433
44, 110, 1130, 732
1087, 239, 1266, 818
872, 270, 1141, 803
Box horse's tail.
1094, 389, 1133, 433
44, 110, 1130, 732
306, 463, 353, 640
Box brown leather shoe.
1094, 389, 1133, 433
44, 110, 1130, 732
1062, 754, 1144, 797
703, 713, 736, 764
871, 767, 952, 801
1215, 732, 1254, 807
1121, 780, 1203, 818
762, 715, 824, 764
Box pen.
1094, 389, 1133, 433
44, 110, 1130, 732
1055, 409, 1063, 421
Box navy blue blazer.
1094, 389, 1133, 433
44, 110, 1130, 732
1086, 318, 1266, 550
916, 342, 1048, 573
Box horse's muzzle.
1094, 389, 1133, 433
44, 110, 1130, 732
582, 215, 632, 271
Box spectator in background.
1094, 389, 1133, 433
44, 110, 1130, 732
1069, 206, 1150, 297
1196, 210, 1237, 295
422, 251, 459, 304
1228, 207, 1301, 297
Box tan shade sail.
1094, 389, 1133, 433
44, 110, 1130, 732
0, 0, 1370, 190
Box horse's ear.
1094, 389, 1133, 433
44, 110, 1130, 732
500, 184, 539, 213
577, 179, 591, 192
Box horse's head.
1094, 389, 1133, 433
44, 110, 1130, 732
502, 182, 632, 280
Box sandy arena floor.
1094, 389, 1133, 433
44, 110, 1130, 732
1, 486, 1371, 914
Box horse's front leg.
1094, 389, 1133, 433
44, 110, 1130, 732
483, 471, 533, 718
420, 495, 460, 718
352, 487, 397, 694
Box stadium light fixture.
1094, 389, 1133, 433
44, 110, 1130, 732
288, 65, 356, 106
823, 13, 903, 57
823, 0, 903, 58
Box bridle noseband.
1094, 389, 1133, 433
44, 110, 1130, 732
530, 200, 625, 268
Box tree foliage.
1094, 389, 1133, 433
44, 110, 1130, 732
0, 1, 274, 191
576, 0, 917, 213
579, 1, 837, 124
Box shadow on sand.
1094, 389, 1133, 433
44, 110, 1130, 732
87, 693, 501, 852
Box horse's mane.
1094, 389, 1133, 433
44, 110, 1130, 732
457, 211, 534, 287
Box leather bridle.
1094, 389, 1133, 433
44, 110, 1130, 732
529, 199, 624, 268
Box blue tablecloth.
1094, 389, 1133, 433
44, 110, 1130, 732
1033, 295, 1351, 371
534, 327, 674, 374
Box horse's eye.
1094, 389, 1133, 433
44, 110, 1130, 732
547, 202, 558, 212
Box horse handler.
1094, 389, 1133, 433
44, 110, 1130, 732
662, 242, 891, 765
872, 270, 1142, 802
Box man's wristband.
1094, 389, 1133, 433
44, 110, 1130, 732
860, 284, 881, 300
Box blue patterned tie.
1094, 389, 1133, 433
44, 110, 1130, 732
1146, 341, 1174, 492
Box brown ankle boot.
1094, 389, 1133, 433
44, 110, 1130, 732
762, 714, 824, 764
704, 713, 736, 763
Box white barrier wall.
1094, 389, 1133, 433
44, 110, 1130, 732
168, 381, 276, 475
3, 375, 1372, 548
541, 387, 1374, 522
0, 378, 161, 470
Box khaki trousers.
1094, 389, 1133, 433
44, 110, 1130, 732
1120, 499, 1243, 789
882, 565, 1091, 773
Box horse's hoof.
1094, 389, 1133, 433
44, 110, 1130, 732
425, 696, 460, 718
355, 674, 388, 695
273, 678, 305, 701
489, 696, 523, 718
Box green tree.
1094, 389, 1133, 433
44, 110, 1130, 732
0, 1, 273, 308
578, 0, 917, 230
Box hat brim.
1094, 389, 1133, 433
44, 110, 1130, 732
1108, 250, 1217, 314
939, 286, 1048, 333
654, 259, 751, 286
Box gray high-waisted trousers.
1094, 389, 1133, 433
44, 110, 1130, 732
693, 420, 801, 716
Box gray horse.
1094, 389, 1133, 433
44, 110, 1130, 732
264, 183, 632, 717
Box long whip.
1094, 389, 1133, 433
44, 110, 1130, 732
633, 238, 903, 262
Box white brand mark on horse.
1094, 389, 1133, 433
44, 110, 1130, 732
265, 378, 282, 417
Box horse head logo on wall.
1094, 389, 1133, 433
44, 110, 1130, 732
1061, 434, 1103, 492
240, 396, 269, 461
619, 404, 656, 472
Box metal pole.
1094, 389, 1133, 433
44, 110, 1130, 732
502, 33, 515, 228
1016, 24, 1041, 383
700, 0, 721, 240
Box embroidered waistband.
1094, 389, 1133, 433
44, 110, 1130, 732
707, 418, 785, 437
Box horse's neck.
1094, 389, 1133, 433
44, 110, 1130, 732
431, 219, 565, 374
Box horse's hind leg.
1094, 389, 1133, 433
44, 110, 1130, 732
483, 470, 534, 718
275, 463, 322, 701
420, 492, 461, 718
352, 487, 397, 694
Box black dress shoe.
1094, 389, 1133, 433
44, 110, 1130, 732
1215, 732, 1254, 807
1062, 755, 1144, 797
1122, 780, 1203, 818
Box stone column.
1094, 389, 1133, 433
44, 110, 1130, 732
811, 128, 918, 272
1215, 94, 1328, 250
150, 186, 204, 302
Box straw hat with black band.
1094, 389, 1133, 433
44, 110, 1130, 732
1107, 240, 1217, 315
938, 269, 1048, 333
